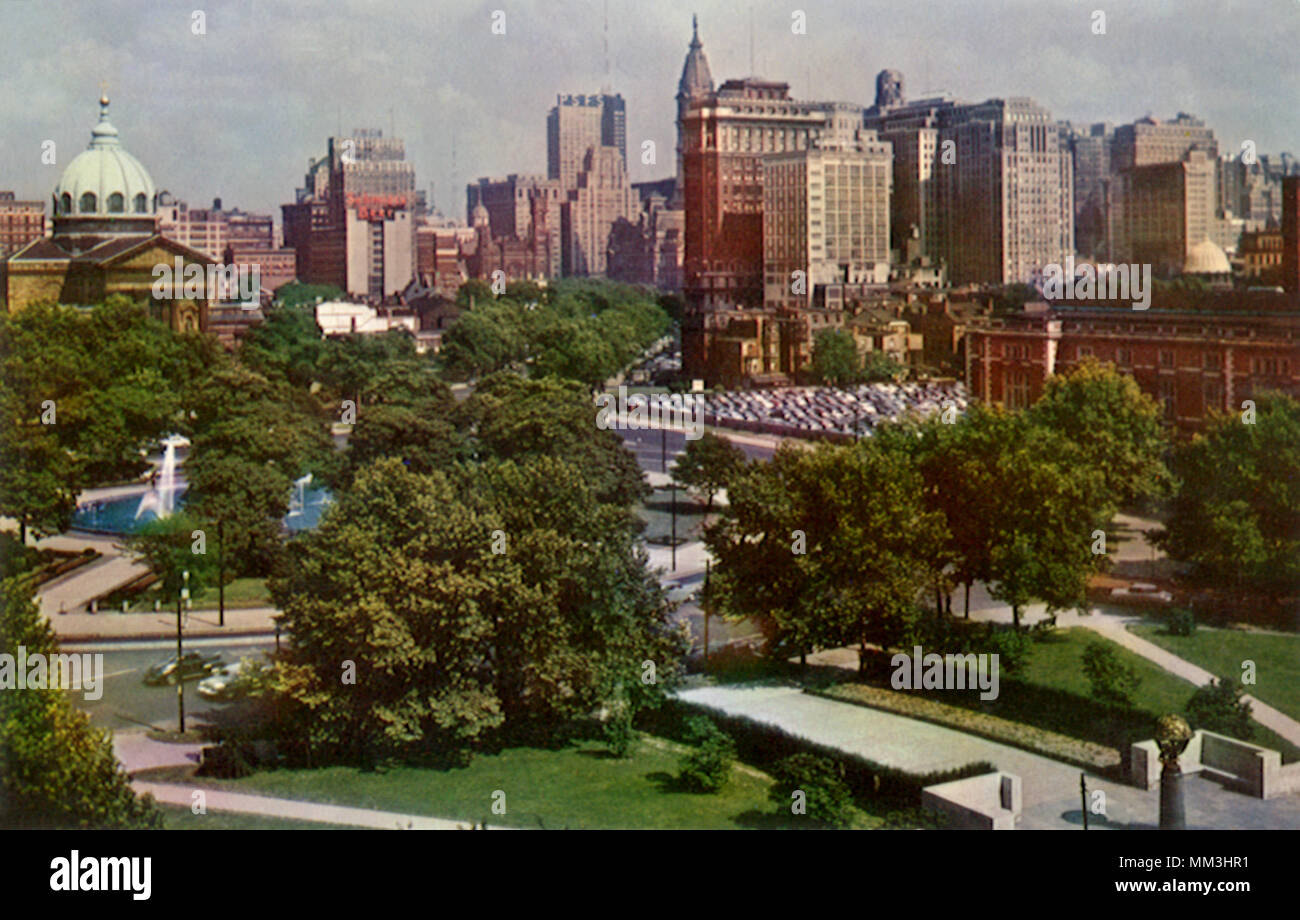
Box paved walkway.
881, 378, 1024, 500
49, 605, 279, 642
678, 683, 1300, 829
132, 782, 500, 829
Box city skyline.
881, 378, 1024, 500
2, 0, 1298, 219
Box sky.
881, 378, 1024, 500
2, 0, 1297, 222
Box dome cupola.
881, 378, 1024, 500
52, 96, 157, 221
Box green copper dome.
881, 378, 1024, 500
52, 96, 156, 218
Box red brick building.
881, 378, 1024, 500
1283, 175, 1300, 295
967, 296, 1300, 429
0, 192, 45, 258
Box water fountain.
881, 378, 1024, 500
135, 435, 183, 521
287, 472, 313, 518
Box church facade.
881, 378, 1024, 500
0, 96, 214, 333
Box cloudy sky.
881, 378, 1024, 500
2, 0, 1297, 221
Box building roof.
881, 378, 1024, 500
1184, 239, 1231, 275
677, 16, 714, 100
53, 97, 156, 218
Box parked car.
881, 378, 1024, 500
196, 659, 261, 701
1110, 582, 1174, 606
143, 651, 223, 686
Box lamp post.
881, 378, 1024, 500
176, 569, 189, 734
1156, 714, 1192, 830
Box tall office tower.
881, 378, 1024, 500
281, 128, 416, 298
864, 84, 956, 257
1066, 122, 1113, 258
1111, 113, 1218, 172
675, 15, 714, 208
1111, 150, 1217, 276
1283, 176, 1300, 294
0, 192, 46, 257
600, 93, 627, 167
935, 98, 1074, 285
466, 174, 563, 278
763, 131, 893, 373
874, 69, 905, 110
561, 145, 635, 276
547, 94, 605, 191
680, 77, 858, 313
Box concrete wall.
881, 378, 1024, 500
1130, 730, 1293, 799
922, 771, 1021, 830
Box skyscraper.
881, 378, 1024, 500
675, 15, 714, 208
547, 93, 624, 190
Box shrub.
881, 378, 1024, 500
1186, 678, 1254, 741
978, 625, 1032, 677
602, 704, 635, 758
881, 806, 947, 830
768, 754, 856, 828
1167, 608, 1197, 637
1081, 640, 1140, 709
678, 719, 736, 793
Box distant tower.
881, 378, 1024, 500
675, 15, 714, 208
875, 69, 905, 109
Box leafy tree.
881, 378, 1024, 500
127, 513, 218, 605
0, 412, 78, 544
705, 438, 946, 669
671, 431, 747, 514
238, 304, 329, 390
273, 281, 343, 308
1153, 393, 1300, 609
0, 577, 161, 828
860, 349, 907, 383
767, 753, 856, 828
1081, 640, 1141, 709
808, 327, 860, 386
1186, 678, 1254, 740
1027, 358, 1169, 507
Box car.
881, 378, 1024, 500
1110, 582, 1174, 606
196, 659, 262, 701
143, 651, 223, 686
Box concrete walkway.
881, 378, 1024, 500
133, 782, 502, 830
678, 683, 1300, 829
50, 605, 279, 642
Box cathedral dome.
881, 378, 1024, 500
52, 97, 156, 219
1184, 239, 1230, 275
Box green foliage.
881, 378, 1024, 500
671, 431, 747, 513
273, 281, 343, 308
127, 513, 218, 600
678, 717, 736, 792
1081, 640, 1141, 709
808, 328, 861, 386
706, 437, 947, 664
1186, 678, 1254, 740
860, 349, 907, 383
271, 457, 686, 764
1167, 608, 1197, 637
767, 753, 856, 827
0, 578, 161, 828
1153, 393, 1300, 604
1027, 358, 1169, 507
602, 703, 636, 758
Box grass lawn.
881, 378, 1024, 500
1130, 622, 1300, 724
119, 576, 271, 612
890, 627, 1300, 763
189, 734, 884, 830
159, 804, 359, 830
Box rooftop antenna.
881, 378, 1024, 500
602, 0, 611, 93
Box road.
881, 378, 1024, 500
62, 636, 275, 732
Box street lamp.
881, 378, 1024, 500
176, 569, 189, 734
1156, 713, 1192, 830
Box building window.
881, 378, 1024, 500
1203, 378, 1224, 413
1159, 349, 1174, 367
60, 193, 72, 215
134, 193, 148, 213
1159, 379, 1176, 419
107, 192, 125, 213
1116, 347, 1130, 365
79, 192, 97, 213
1203, 351, 1222, 370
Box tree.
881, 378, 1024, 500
1153, 392, 1300, 611
860, 349, 907, 383
808, 327, 860, 386
671, 431, 747, 515
1027, 358, 1168, 507
1081, 640, 1141, 709
705, 438, 946, 669
767, 754, 856, 828
271, 457, 686, 763
0, 577, 161, 828
0, 413, 78, 544
1186, 678, 1254, 740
